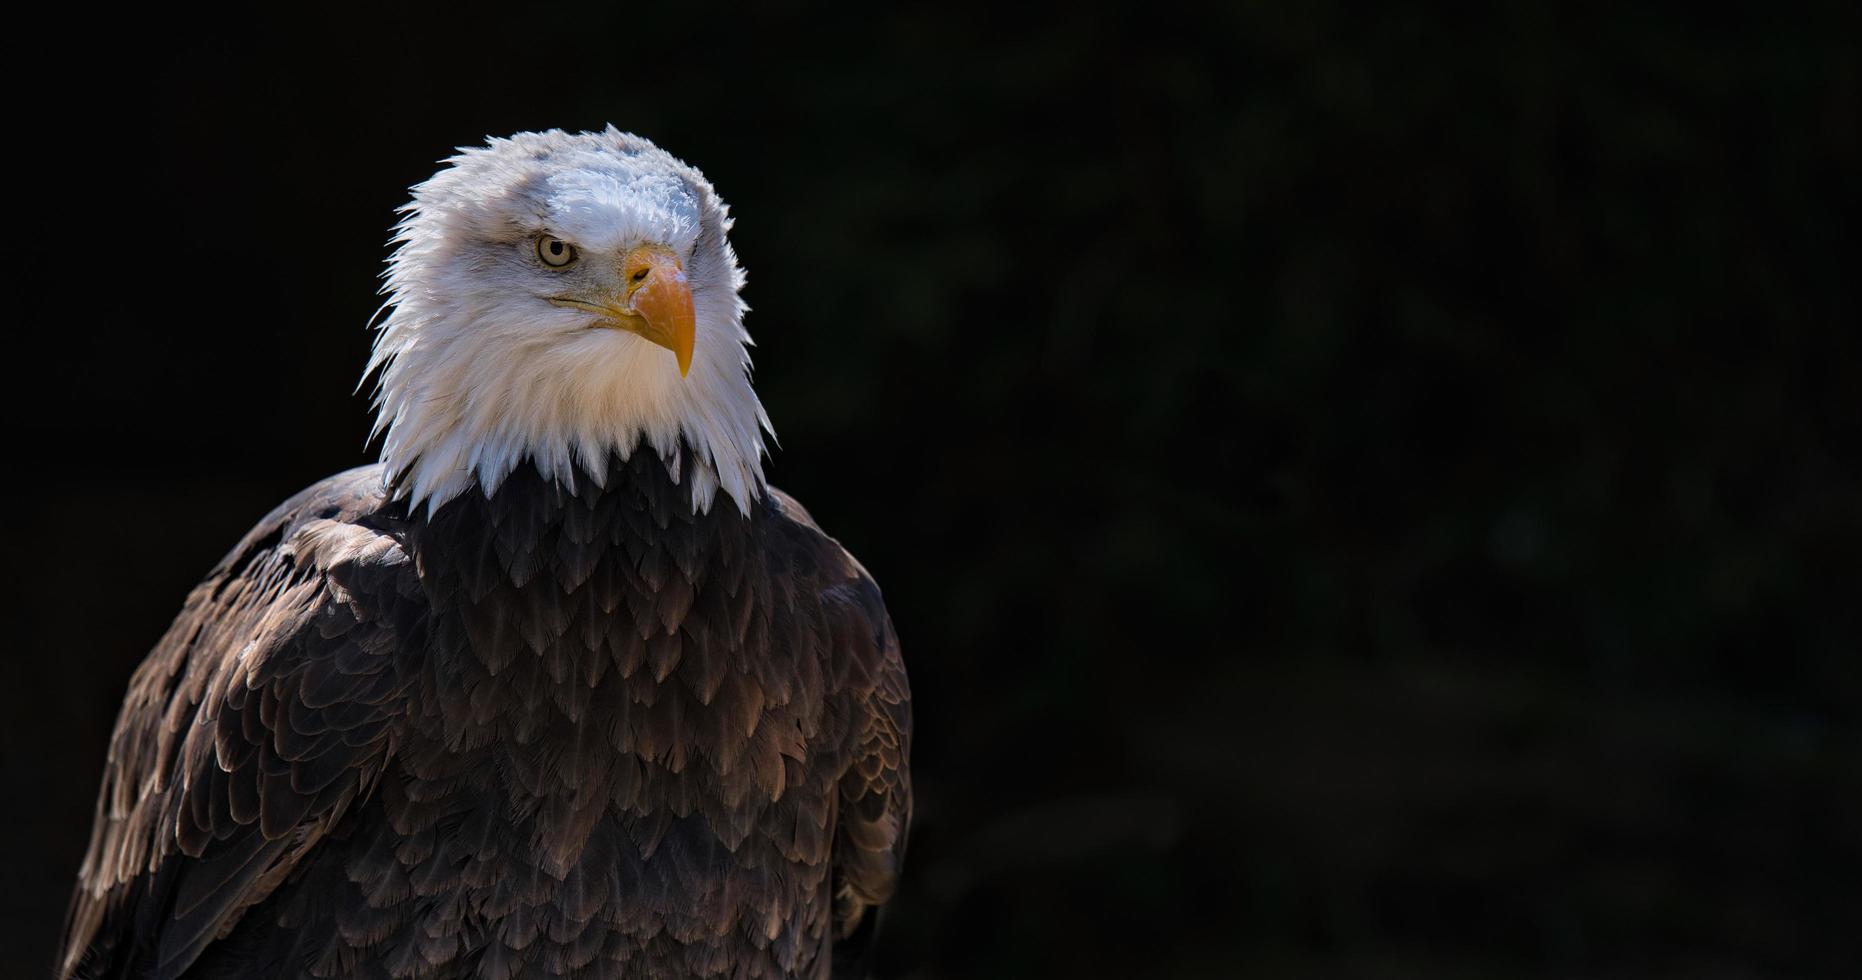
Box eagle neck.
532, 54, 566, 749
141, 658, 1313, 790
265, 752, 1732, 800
404, 443, 761, 715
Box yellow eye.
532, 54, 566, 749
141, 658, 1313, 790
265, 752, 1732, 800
536, 235, 578, 268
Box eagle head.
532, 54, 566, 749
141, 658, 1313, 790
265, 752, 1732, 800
366, 128, 772, 516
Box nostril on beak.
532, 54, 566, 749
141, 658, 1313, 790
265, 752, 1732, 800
619, 243, 685, 302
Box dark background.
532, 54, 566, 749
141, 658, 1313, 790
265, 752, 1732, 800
3, 5, 1858, 977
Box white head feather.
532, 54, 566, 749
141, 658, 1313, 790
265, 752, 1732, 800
364, 128, 772, 516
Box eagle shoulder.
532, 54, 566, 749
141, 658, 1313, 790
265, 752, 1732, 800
763, 487, 913, 972
60, 465, 423, 980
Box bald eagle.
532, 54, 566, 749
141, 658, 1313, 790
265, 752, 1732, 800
60, 129, 911, 980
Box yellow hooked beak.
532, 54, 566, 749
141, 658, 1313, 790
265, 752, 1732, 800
551, 243, 696, 376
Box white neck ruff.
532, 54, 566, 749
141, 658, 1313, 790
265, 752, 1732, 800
364, 266, 771, 518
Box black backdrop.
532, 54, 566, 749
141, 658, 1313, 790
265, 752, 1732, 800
4, 6, 1859, 977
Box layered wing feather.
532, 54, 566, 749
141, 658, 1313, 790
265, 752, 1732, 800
765, 490, 913, 977
60, 467, 421, 980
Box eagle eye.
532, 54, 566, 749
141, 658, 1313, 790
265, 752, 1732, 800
536, 235, 578, 268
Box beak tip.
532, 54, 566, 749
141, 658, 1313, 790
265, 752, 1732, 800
615, 243, 698, 380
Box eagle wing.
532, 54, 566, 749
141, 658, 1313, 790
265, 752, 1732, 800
765, 489, 913, 976
60, 466, 421, 980
830, 614, 911, 976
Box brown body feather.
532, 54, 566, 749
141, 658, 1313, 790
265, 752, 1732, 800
61, 450, 910, 979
